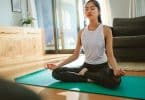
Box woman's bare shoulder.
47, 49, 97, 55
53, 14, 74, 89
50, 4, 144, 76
78, 28, 85, 36
103, 25, 112, 37
103, 25, 112, 32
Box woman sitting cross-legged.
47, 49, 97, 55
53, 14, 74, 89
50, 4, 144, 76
46, 0, 125, 89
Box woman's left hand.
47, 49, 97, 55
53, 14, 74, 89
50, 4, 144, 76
113, 67, 126, 77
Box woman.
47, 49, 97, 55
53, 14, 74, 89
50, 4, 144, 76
46, 0, 125, 88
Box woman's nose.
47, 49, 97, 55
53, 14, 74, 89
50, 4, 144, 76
86, 10, 91, 14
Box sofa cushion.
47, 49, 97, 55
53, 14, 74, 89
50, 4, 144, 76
113, 16, 145, 36
113, 48, 145, 61
113, 35, 145, 48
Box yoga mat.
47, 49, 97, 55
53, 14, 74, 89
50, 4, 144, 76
15, 69, 145, 99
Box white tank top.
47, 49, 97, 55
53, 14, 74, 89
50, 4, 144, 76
81, 24, 108, 64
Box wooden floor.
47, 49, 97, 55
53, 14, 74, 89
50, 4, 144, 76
0, 54, 145, 100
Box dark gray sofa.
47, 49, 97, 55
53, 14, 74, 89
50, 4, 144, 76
112, 16, 145, 61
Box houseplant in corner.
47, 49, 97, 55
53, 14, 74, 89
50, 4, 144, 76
21, 16, 35, 27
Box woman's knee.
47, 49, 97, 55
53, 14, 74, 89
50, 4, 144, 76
105, 68, 121, 88
113, 76, 121, 86
105, 77, 121, 88
52, 68, 62, 80
52, 67, 68, 80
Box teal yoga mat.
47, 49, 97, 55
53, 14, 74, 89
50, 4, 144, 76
15, 69, 145, 99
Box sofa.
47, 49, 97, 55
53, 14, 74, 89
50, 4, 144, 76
112, 16, 145, 61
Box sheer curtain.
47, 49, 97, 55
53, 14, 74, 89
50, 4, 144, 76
98, 0, 112, 26
129, 0, 145, 18
27, 0, 38, 27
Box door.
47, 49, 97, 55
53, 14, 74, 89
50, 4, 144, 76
36, 0, 85, 54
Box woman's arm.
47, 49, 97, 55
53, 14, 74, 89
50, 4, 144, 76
47, 29, 83, 70
57, 29, 83, 67
104, 26, 125, 76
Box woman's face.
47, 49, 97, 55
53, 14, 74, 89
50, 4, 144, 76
84, 2, 100, 20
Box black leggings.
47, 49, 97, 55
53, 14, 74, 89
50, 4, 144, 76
52, 62, 121, 88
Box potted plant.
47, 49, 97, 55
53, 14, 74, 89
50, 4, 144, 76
21, 17, 35, 27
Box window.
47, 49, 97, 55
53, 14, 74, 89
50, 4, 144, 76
36, 0, 85, 53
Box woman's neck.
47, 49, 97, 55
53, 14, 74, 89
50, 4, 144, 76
88, 19, 100, 30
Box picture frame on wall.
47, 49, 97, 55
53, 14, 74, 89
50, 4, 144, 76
11, 0, 21, 12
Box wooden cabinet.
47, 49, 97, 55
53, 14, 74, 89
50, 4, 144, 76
0, 27, 45, 66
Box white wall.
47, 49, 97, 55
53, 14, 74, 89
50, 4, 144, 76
0, 0, 27, 26
0, 0, 13, 26
110, 0, 130, 19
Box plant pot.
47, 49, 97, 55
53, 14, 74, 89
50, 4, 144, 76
23, 24, 32, 27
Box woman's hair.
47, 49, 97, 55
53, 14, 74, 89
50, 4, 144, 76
85, 0, 102, 23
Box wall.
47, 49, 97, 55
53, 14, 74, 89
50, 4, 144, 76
0, 0, 27, 26
110, 0, 130, 19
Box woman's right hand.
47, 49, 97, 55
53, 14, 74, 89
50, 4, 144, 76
45, 64, 58, 70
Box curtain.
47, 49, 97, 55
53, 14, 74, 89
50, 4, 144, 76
98, 0, 112, 26
129, 0, 145, 18
27, 0, 38, 27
